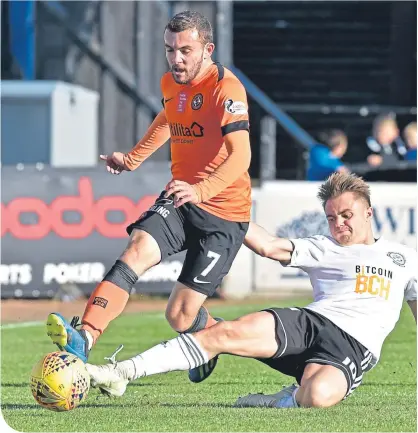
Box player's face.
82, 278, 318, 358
325, 192, 373, 246
164, 28, 208, 84
375, 122, 399, 145
404, 128, 417, 149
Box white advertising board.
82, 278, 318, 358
254, 181, 416, 292
222, 181, 416, 297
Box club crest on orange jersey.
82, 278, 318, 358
191, 93, 203, 110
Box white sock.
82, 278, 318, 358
84, 330, 94, 351
119, 334, 209, 380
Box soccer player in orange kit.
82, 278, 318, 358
46, 10, 252, 383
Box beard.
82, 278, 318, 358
338, 234, 352, 245
171, 52, 204, 84
335, 230, 353, 245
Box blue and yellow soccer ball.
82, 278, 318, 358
30, 351, 90, 411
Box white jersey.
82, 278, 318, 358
288, 235, 417, 360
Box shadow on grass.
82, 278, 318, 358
129, 382, 171, 387
2, 382, 28, 388
2, 404, 48, 410
128, 380, 250, 387
160, 402, 234, 409
1, 402, 132, 410
78, 402, 137, 408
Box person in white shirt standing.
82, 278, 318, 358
86, 172, 417, 409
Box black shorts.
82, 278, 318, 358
127, 191, 249, 296
259, 308, 377, 398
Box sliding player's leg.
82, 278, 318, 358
234, 364, 347, 409
296, 363, 348, 408
235, 309, 375, 408
86, 311, 278, 396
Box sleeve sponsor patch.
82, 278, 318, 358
224, 99, 247, 115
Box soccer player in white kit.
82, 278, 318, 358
86, 172, 417, 409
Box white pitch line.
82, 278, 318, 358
0, 321, 43, 330
0, 312, 166, 331
0, 311, 168, 331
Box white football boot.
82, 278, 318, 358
86, 345, 134, 397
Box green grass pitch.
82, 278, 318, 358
1, 299, 416, 432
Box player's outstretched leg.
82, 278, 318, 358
46, 230, 161, 362
86, 346, 132, 397
85, 311, 278, 397
188, 317, 223, 383
86, 333, 211, 397
87, 362, 132, 397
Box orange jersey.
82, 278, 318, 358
161, 63, 252, 222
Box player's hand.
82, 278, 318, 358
100, 152, 130, 175
164, 180, 200, 208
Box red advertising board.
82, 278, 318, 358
1, 163, 185, 298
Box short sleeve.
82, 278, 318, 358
405, 277, 417, 302
405, 253, 418, 301
214, 78, 249, 136
288, 235, 328, 269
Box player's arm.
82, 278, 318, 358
124, 109, 170, 170
192, 129, 251, 202
100, 110, 170, 174
407, 300, 417, 323
191, 78, 251, 202
244, 222, 294, 265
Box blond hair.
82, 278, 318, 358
404, 121, 417, 134
372, 112, 397, 135
317, 172, 371, 208
404, 122, 417, 144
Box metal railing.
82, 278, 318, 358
230, 66, 317, 150
8, 0, 36, 79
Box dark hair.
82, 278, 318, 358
165, 10, 213, 45
318, 129, 347, 150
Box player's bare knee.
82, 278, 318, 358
235, 312, 277, 342
195, 321, 236, 352
304, 379, 340, 408
119, 230, 161, 275
165, 308, 195, 333
212, 321, 245, 345
164, 308, 179, 331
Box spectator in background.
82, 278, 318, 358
306, 129, 349, 181
403, 122, 417, 161
366, 113, 407, 167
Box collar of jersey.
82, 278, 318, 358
181, 62, 216, 88
328, 235, 383, 249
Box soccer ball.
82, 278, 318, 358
30, 351, 90, 411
